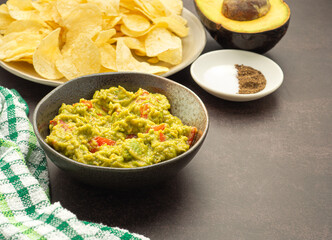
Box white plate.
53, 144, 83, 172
0, 8, 206, 87
190, 50, 284, 102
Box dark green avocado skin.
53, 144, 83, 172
194, 2, 290, 54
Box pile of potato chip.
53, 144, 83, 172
0, 0, 188, 80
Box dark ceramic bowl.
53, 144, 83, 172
33, 72, 209, 189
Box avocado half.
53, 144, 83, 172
194, 0, 290, 53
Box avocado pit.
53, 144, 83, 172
222, 0, 271, 21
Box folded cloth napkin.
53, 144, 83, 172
0, 87, 149, 240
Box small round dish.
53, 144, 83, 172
190, 50, 284, 102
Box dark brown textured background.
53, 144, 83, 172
0, 0, 331, 239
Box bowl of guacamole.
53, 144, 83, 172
33, 72, 209, 189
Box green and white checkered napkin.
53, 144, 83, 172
0, 87, 149, 240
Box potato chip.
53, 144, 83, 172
4, 54, 33, 63
120, 0, 136, 9
93, 29, 116, 46
33, 28, 63, 80
132, 8, 153, 22
157, 35, 182, 65
114, 36, 145, 54
56, 0, 82, 19
102, 15, 122, 30
133, 0, 165, 19
56, 34, 101, 80
122, 14, 150, 33
62, 3, 103, 45
5, 19, 51, 36
153, 15, 189, 37
145, 27, 179, 57
31, 0, 60, 22
120, 21, 167, 38
0, 4, 14, 33
0, 32, 42, 61
159, 0, 183, 15
132, 2, 187, 37
116, 38, 168, 74
6, 0, 40, 20
149, 0, 169, 16
87, 0, 120, 16
15, 56, 33, 64
99, 43, 117, 71
119, 25, 142, 38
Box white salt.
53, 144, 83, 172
203, 65, 238, 94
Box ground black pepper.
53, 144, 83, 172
235, 64, 267, 94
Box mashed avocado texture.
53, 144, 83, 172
46, 86, 197, 168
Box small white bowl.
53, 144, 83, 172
190, 50, 284, 102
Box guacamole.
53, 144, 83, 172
46, 86, 197, 168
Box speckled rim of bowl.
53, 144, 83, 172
33, 72, 209, 172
